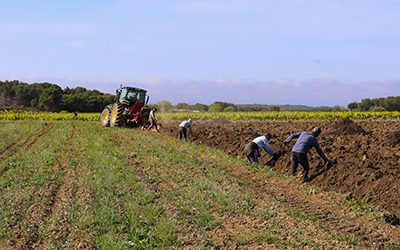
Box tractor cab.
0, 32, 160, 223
116, 86, 147, 105
115, 86, 149, 114
101, 85, 152, 128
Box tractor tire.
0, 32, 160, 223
110, 103, 125, 127
100, 107, 111, 127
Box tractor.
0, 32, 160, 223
100, 85, 158, 130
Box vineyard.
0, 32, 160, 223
0, 116, 399, 249
0, 111, 400, 121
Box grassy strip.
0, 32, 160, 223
33, 121, 92, 248
0, 121, 44, 152
74, 123, 178, 249
0, 112, 99, 121
108, 129, 339, 248
0, 122, 69, 244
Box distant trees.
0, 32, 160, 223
155, 100, 174, 113
347, 96, 400, 111
3, 80, 398, 113
0, 80, 114, 112
347, 102, 358, 111
175, 103, 191, 110
208, 101, 237, 112
174, 102, 209, 112
61, 87, 114, 112
191, 103, 208, 112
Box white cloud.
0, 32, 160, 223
0, 22, 96, 36
173, 0, 263, 14
68, 40, 84, 49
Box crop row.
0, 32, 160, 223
0, 112, 99, 121
158, 111, 400, 120
0, 111, 399, 121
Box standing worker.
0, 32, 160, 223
178, 118, 193, 141
243, 133, 278, 165
284, 127, 333, 183
147, 108, 159, 132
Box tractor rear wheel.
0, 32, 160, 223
100, 107, 111, 127
110, 103, 125, 127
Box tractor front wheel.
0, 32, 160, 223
110, 103, 125, 127
100, 107, 111, 127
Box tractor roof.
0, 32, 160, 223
122, 86, 147, 93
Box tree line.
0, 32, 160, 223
154, 101, 349, 113
0, 80, 115, 112
347, 96, 400, 112
1, 80, 399, 113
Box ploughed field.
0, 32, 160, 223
161, 119, 400, 217
0, 120, 399, 249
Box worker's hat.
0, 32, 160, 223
311, 127, 322, 136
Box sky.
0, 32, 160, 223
1, 0, 400, 106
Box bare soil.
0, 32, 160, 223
161, 119, 400, 217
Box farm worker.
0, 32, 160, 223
284, 127, 333, 183
178, 118, 193, 141
147, 108, 159, 132
243, 133, 278, 165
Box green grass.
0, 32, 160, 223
0, 120, 395, 249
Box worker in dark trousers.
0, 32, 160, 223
178, 118, 193, 141
147, 108, 159, 132
243, 133, 278, 165
284, 127, 333, 183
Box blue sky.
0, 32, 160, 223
1, 0, 399, 105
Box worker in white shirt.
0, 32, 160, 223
147, 108, 159, 132
243, 133, 278, 165
178, 118, 193, 141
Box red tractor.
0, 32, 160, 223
100, 86, 159, 131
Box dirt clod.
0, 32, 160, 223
383, 213, 400, 227
387, 131, 400, 146
333, 118, 366, 135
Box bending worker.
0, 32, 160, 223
243, 133, 277, 165
178, 118, 193, 141
284, 127, 333, 183
147, 108, 159, 132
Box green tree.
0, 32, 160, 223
192, 103, 208, 112
358, 98, 373, 111
155, 100, 173, 113
37, 84, 63, 111
209, 101, 236, 112
347, 102, 358, 111
369, 106, 386, 112
175, 103, 191, 110
223, 106, 236, 112
208, 102, 224, 112
265, 105, 280, 112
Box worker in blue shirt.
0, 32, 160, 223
284, 127, 333, 183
